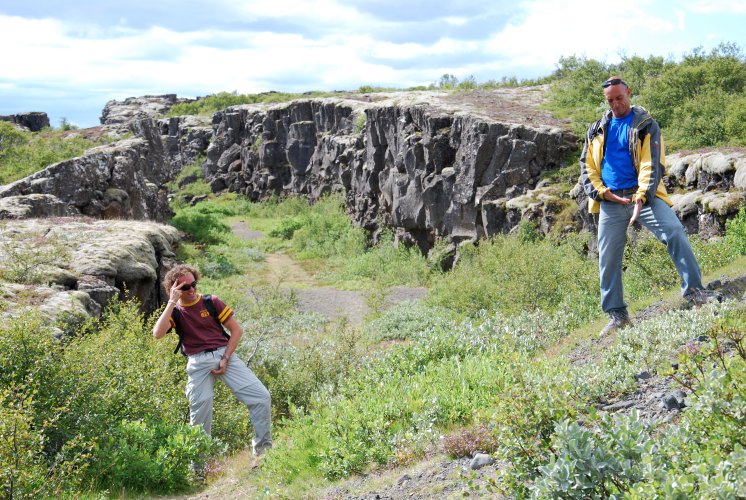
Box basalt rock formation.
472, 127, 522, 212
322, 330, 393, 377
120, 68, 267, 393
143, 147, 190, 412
202, 91, 577, 252
1, 89, 744, 327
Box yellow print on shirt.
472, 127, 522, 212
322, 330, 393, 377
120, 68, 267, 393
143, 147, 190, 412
200, 309, 210, 318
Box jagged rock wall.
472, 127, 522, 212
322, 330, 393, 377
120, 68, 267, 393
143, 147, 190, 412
202, 99, 576, 251
0, 119, 172, 221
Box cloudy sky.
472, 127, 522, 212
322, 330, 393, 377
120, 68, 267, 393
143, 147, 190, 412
1, 0, 745, 128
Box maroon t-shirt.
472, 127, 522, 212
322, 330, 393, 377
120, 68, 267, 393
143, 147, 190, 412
169, 294, 234, 355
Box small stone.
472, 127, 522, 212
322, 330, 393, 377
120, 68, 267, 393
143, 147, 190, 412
649, 391, 664, 400
673, 390, 687, 408
635, 370, 652, 381
397, 474, 412, 485
663, 395, 680, 411
470, 453, 495, 470
602, 400, 636, 411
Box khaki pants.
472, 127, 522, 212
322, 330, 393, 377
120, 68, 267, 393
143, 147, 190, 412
185, 346, 272, 455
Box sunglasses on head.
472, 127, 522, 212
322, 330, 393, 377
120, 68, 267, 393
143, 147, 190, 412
602, 78, 628, 88
179, 281, 198, 291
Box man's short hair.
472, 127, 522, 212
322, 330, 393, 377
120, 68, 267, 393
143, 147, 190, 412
602, 77, 629, 89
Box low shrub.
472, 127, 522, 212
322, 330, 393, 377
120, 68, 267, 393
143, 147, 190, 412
0, 229, 70, 284
725, 205, 746, 256
531, 413, 655, 498
87, 419, 217, 494
442, 425, 497, 458
171, 205, 230, 244
363, 301, 453, 342
268, 216, 305, 239
288, 195, 367, 260
327, 233, 434, 288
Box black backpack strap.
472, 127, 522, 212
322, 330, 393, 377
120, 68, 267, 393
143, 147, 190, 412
172, 307, 186, 355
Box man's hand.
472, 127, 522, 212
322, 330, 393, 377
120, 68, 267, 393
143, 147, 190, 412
602, 190, 631, 205
211, 356, 228, 375
629, 198, 643, 225
169, 281, 185, 303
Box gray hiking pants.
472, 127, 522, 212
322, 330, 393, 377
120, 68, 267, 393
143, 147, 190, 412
185, 346, 272, 455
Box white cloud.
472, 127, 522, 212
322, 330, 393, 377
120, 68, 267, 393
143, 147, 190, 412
485, 0, 678, 67
684, 0, 746, 14
442, 16, 469, 26
225, 0, 369, 28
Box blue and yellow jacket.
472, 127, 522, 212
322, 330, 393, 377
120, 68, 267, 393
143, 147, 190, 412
580, 105, 672, 214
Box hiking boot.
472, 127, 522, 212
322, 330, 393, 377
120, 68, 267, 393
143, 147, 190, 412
599, 312, 632, 337
684, 289, 723, 308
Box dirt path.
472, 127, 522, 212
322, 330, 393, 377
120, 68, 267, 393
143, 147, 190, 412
230, 221, 426, 325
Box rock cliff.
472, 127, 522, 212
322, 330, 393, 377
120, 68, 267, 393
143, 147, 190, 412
202, 90, 577, 251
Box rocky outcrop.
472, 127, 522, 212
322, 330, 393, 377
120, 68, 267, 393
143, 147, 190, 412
157, 114, 213, 173
100, 94, 197, 125
570, 150, 746, 244
0, 119, 173, 222
0, 218, 180, 331
0, 112, 50, 131
202, 97, 576, 251
666, 151, 746, 238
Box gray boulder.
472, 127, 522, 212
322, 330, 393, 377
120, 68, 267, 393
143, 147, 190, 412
0, 218, 181, 326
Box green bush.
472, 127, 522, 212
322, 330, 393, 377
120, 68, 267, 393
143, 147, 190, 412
88, 419, 216, 494
545, 42, 746, 149
531, 413, 654, 498
363, 301, 453, 342
171, 205, 231, 244
268, 216, 305, 239
725, 205, 746, 256
0, 301, 228, 497
327, 232, 434, 288
289, 195, 367, 260
200, 253, 239, 278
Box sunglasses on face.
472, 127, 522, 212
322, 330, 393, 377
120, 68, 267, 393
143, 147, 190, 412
602, 78, 628, 88
179, 281, 198, 291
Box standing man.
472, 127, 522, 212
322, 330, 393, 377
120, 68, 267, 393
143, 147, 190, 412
580, 76, 714, 336
153, 264, 272, 457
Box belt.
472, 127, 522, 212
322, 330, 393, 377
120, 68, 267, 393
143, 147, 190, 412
189, 347, 224, 357
610, 186, 638, 196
